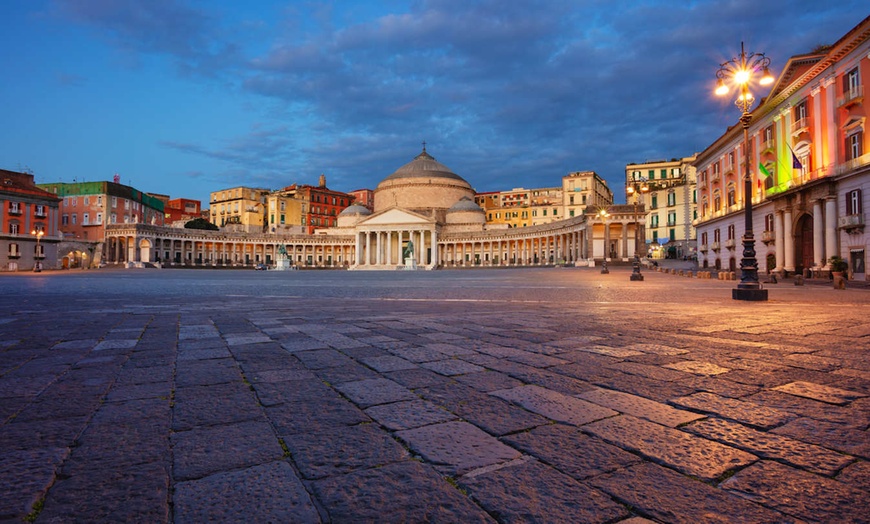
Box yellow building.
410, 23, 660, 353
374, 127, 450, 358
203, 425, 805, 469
562, 171, 612, 219
265, 190, 305, 235
209, 186, 270, 233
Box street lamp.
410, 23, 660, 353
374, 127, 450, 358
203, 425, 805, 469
626, 179, 649, 281
715, 42, 774, 301
31, 229, 44, 272
597, 208, 610, 274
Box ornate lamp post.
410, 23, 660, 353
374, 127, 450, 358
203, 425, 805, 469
31, 229, 44, 272
715, 42, 774, 301
626, 179, 649, 281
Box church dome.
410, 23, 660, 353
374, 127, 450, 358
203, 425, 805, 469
448, 197, 484, 213
446, 196, 486, 226
374, 146, 475, 219
339, 204, 372, 217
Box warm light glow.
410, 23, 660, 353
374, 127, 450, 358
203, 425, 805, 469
760, 66, 774, 85
626, 186, 635, 195
640, 184, 649, 193
715, 79, 729, 96
738, 91, 754, 104
734, 69, 750, 85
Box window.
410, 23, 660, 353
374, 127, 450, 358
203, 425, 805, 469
83, 213, 90, 225
668, 211, 677, 226
542, 209, 547, 216
280, 214, 285, 224
111, 213, 117, 224
727, 224, 735, 240
727, 186, 736, 207
847, 132, 863, 161
125, 200, 130, 210
651, 195, 658, 209
765, 213, 775, 232
692, 189, 697, 204
71, 214, 77, 225
660, 169, 667, 179
667, 192, 676, 206
71, 197, 77, 207
97, 196, 102, 205
845, 67, 860, 96
714, 229, 721, 242
651, 214, 659, 227
9, 223, 19, 235
847, 189, 863, 215
62, 214, 69, 225
714, 193, 721, 211
9, 243, 20, 257
9, 201, 21, 214
280, 201, 285, 211
96, 213, 102, 224
701, 232, 708, 245
35, 205, 46, 217
84, 196, 89, 205
794, 100, 808, 125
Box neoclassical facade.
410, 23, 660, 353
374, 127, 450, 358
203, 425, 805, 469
695, 16, 869, 279
104, 147, 644, 269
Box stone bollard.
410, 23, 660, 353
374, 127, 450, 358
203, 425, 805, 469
794, 275, 804, 286
678, 270, 684, 276
833, 275, 846, 290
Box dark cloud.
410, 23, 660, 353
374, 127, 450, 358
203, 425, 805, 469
55, 0, 868, 200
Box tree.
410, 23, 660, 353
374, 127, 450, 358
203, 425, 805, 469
184, 218, 219, 231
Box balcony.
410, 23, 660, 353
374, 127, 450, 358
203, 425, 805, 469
724, 239, 736, 249
837, 85, 863, 108
711, 242, 721, 252
698, 244, 708, 253
791, 117, 810, 135
8, 208, 22, 216
838, 213, 865, 233
761, 139, 775, 153
711, 172, 721, 183
761, 230, 775, 244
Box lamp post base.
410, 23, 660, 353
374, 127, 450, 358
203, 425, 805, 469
732, 287, 768, 301
630, 273, 644, 281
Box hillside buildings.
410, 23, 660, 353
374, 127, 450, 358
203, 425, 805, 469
1, 169, 61, 271
694, 15, 870, 280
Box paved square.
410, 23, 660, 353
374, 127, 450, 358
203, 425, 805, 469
1, 267, 868, 522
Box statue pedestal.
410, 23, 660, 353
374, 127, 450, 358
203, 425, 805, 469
275, 257, 292, 271
403, 256, 417, 270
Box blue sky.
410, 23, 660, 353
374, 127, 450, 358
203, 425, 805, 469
1, 1, 865, 206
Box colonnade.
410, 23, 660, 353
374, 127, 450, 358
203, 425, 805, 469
354, 228, 437, 268
438, 230, 586, 266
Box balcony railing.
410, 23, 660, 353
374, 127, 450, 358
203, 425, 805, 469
761, 139, 775, 153
837, 85, 863, 108
791, 117, 810, 134
761, 230, 775, 243
698, 244, 708, 252
838, 214, 865, 230
711, 242, 720, 251
724, 239, 736, 249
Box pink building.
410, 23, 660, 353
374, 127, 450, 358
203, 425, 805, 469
695, 15, 869, 280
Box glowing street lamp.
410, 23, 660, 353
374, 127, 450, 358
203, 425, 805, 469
597, 208, 611, 274
626, 180, 650, 281
31, 229, 44, 272
715, 42, 774, 301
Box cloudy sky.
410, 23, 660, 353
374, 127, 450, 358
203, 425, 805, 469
1, 1, 865, 206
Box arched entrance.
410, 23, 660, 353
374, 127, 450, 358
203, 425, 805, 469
794, 214, 813, 274
139, 239, 152, 263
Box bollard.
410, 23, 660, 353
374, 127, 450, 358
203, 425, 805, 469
794, 275, 804, 286
833, 275, 846, 290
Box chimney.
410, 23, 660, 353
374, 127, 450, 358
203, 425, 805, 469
318, 174, 326, 188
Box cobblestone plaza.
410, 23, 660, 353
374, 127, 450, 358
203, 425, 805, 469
1, 267, 868, 522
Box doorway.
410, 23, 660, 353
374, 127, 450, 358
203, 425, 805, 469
794, 215, 813, 273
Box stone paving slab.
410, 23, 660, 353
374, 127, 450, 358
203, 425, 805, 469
284, 423, 409, 480
583, 415, 757, 481
722, 460, 870, 523
0, 447, 68, 519
590, 462, 797, 524
459, 458, 629, 523
684, 417, 855, 476
771, 416, 870, 459
396, 421, 522, 476
266, 399, 371, 435
664, 359, 731, 375
333, 377, 417, 408
500, 424, 642, 480
364, 399, 457, 430
174, 461, 319, 524
171, 420, 284, 481
578, 387, 705, 427
772, 380, 866, 405
670, 391, 795, 429
310, 460, 494, 522
492, 384, 617, 426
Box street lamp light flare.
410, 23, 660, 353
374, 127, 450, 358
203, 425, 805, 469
760, 66, 775, 85
734, 69, 750, 85
715, 78, 729, 96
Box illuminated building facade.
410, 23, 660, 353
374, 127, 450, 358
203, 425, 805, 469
695, 16, 869, 279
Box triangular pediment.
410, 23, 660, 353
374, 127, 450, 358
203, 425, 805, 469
357, 207, 434, 226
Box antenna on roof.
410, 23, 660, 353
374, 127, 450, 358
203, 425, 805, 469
422, 140, 427, 153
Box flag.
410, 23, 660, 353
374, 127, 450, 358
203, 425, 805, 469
758, 163, 772, 178
787, 144, 803, 169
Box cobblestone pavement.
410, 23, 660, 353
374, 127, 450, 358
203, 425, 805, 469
1, 267, 869, 523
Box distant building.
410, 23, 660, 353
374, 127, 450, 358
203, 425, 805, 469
348, 188, 374, 211
209, 186, 270, 233
165, 198, 202, 226
475, 171, 613, 228
625, 156, 698, 259
278, 175, 354, 234
1, 169, 61, 271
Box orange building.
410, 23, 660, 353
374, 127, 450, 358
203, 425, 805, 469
348, 188, 374, 211
1, 169, 61, 271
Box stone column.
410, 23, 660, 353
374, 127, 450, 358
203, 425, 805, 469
364, 232, 370, 266
813, 200, 824, 267
355, 232, 362, 265
783, 209, 795, 272
604, 223, 611, 260
431, 228, 438, 266
375, 231, 382, 265
824, 197, 837, 268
